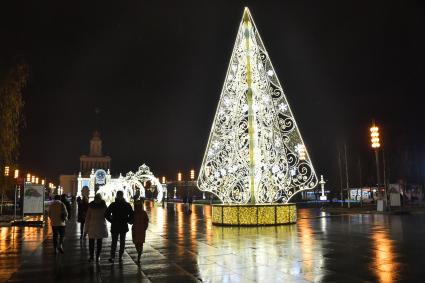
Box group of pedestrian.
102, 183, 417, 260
49, 190, 149, 265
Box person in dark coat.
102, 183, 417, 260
131, 199, 149, 264
77, 195, 89, 240
61, 194, 72, 218
105, 191, 134, 263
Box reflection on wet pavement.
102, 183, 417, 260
2, 202, 425, 282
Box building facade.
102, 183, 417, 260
79, 131, 111, 175
60, 131, 112, 196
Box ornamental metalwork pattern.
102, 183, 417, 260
197, 8, 318, 204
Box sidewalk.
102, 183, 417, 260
320, 204, 425, 215
5, 216, 152, 283
0, 220, 51, 281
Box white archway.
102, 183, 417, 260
98, 164, 164, 203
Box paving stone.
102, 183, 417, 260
2, 203, 425, 282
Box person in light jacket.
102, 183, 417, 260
131, 199, 149, 263
48, 194, 68, 254
85, 193, 108, 262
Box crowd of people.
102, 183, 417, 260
48, 191, 149, 264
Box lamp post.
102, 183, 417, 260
14, 170, 19, 219
1, 166, 10, 215
319, 175, 327, 201
370, 124, 385, 210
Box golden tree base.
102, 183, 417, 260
212, 203, 297, 226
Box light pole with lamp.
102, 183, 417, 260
319, 175, 327, 201
13, 169, 19, 219
1, 166, 10, 215
370, 124, 385, 211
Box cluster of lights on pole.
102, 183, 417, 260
4, 166, 10, 177
4, 166, 53, 187
161, 169, 196, 184
370, 125, 380, 148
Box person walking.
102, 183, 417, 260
131, 199, 149, 264
77, 195, 89, 240
105, 191, 134, 263
188, 195, 193, 213
84, 193, 108, 262
48, 195, 68, 254
61, 194, 72, 219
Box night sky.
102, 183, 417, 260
1, 1, 425, 190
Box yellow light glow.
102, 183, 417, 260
298, 145, 306, 161
161, 176, 166, 184
4, 166, 10, 177
31, 176, 35, 183
370, 124, 381, 148
239, 206, 257, 225
370, 126, 379, 132
41, 180, 45, 185
14, 169, 19, 179
190, 169, 195, 180
177, 172, 182, 182
26, 173, 31, 182
212, 203, 296, 226
372, 229, 399, 283
35, 177, 39, 184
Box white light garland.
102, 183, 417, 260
197, 8, 318, 204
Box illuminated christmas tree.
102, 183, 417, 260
198, 8, 318, 204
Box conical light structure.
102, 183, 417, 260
198, 8, 318, 204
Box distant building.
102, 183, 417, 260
60, 131, 112, 195
79, 131, 111, 175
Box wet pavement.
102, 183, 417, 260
1, 202, 425, 282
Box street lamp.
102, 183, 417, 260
319, 175, 327, 200
370, 124, 383, 207
4, 166, 9, 177
1, 166, 10, 214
